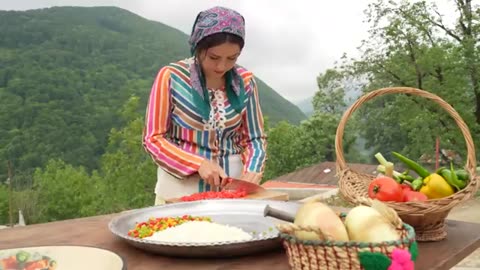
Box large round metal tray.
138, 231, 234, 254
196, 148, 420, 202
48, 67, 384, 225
108, 199, 300, 258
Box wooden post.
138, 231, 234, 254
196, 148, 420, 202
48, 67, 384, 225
7, 161, 13, 228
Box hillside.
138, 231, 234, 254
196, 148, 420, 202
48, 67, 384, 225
0, 6, 306, 178
296, 98, 314, 117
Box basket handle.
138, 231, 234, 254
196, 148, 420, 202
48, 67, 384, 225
335, 87, 477, 181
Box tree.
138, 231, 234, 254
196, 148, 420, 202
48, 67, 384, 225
30, 159, 95, 224
263, 121, 303, 180
95, 96, 157, 213
313, 69, 347, 114
343, 0, 479, 163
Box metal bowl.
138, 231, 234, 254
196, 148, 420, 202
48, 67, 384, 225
108, 199, 300, 258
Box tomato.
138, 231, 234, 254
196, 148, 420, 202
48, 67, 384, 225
368, 176, 404, 202
403, 190, 428, 202
401, 183, 413, 192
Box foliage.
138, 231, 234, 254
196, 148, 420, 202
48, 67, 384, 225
29, 159, 94, 223
6, 95, 157, 224
263, 121, 303, 180
0, 6, 305, 184
0, 184, 9, 224
94, 96, 157, 214
263, 69, 367, 180
345, 0, 480, 164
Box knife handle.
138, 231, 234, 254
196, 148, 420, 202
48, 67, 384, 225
263, 205, 295, 223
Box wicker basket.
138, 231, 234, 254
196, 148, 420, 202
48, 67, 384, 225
335, 87, 479, 242
277, 199, 418, 270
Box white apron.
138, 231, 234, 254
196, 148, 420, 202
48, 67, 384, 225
154, 155, 243, 205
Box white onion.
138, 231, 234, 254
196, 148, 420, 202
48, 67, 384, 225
344, 205, 400, 243
293, 200, 350, 241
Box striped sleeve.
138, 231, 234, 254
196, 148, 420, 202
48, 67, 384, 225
240, 75, 268, 173
142, 66, 205, 177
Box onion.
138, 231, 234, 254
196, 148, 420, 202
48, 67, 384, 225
344, 205, 400, 243
293, 200, 349, 241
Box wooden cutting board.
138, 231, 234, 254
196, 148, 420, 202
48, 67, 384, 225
165, 189, 289, 204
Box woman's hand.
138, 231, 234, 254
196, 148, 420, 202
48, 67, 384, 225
240, 171, 263, 184
198, 159, 228, 187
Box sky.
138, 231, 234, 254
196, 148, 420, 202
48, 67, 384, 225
0, 0, 455, 103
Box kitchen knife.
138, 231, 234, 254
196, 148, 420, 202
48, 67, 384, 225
222, 177, 266, 194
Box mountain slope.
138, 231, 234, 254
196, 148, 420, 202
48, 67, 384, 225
0, 6, 306, 177
0, 6, 306, 122
296, 97, 314, 117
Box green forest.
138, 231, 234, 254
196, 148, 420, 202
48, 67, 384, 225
1, 0, 480, 225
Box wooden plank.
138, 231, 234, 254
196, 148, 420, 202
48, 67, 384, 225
414, 219, 480, 270
165, 190, 289, 203
244, 190, 289, 201
0, 214, 479, 270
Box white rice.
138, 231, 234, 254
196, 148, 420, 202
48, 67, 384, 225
144, 220, 253, 243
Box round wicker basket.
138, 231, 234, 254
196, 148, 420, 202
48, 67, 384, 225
277, 199, 418, 270
335, 87, 479, 241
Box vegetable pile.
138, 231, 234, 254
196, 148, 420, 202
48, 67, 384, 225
293, 199, 402, 243
290, 199, 417, 270
128, 215, 212, 238
372, 152, 470, 202
180, 190, 247, 202
0, 250, 57, 270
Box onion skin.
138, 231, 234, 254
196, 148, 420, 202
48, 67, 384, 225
344, 205, 400, 243
293, 201, 350, 241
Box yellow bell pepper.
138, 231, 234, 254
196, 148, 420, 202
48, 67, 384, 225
419, 173, 455, 199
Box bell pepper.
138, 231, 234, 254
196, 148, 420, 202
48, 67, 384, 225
437, 163, 468, 191
392, 152, 431, 178
437, 163, 467, 191
455, 169, 470, 181
419, 173, 455, 199
438, 169, 461, 191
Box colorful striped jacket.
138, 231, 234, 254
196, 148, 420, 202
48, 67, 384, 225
143, 57, 267, 179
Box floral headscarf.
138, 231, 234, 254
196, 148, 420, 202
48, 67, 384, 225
188, 6, 247, 120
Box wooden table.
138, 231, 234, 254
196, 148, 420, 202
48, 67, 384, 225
0, 213, 479, 270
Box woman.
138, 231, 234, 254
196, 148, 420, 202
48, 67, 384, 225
143, 6, 267, 205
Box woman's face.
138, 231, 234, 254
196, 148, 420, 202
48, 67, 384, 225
198, 42, 241, 80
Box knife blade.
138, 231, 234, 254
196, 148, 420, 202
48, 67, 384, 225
222, 177, 266, 194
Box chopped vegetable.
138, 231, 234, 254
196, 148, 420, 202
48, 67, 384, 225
128, 215, 212, 238
0, 251, 56, 270
180, 190, 247, 202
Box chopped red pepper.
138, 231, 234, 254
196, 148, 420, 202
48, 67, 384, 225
179, 190, 247, 202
